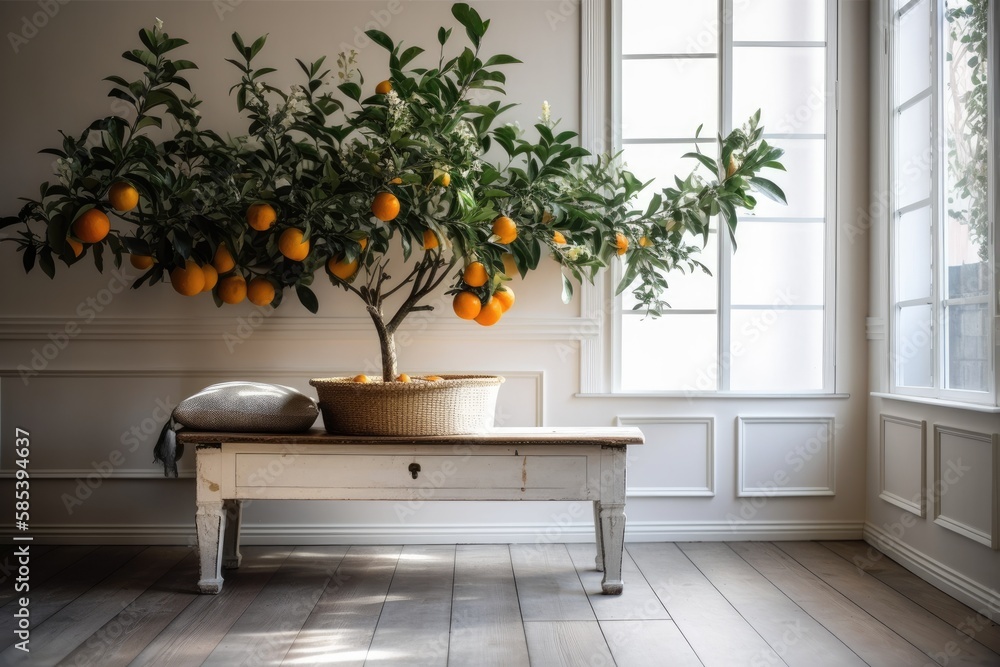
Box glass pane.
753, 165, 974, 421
946, 303, 989, 392
894, 95, 933, 209
620, 314, 718, 391
622, 59, 719, 139
896, 304, 933, 387
896, 0, 932, 102
621, 142, 706, 210
733, 47, 827, 135
731, 222, 824, 306
895, 206, 933, 302
743, 138, 825, 218
622, 0, 718, 55
943, 0, 990, 275
733, 0, 826, 42
730, 309, 824, 391
623, 232, 718, 311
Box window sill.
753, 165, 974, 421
870, 392, 1000, 414
576, 392, 851, 400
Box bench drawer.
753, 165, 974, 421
234, 452, 589, 494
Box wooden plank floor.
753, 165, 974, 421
0, 541, 989, 666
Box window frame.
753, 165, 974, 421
886, 0, 997, 406
605, 0, 840, 396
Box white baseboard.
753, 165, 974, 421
2, 519, 864, 545
863, 522, 1000, 617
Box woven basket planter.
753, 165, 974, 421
309, 375, 504, 436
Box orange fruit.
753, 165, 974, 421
474, 296, 503, 326
463, 261, 488, 288
434, 170, 451, 187
425, 375, 443, 382
353, 374, 370, 383
169, 260, 205, 297
553, 230, 567, 245
542, 210, 555, 224
218, 275, 247, 304
453, 291, 482, 320
358, 237, 369, 251
371, 192, 400, 222
615, 232, 629, 256
247, 203, 277, 231
130, 254, 154, 270
67, 238, 83, 258
328, 256, 359, 281
108, 181, 139, 212
494, 286, 515, 312
213, 244, 235, 273
375, 80, 392, 95
423, 229, 439, 250
247, 277, 276, 306
389, 177, 403, 185
200, 264, 219, 292
639, 236, 653, 248
72, 209, 110, 244
492, 216, 517, 244
397, 374, 411, 383
278, 228, 310, 261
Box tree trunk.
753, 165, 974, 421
367, 306, 398, 381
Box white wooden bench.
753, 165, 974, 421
179, 427, 643, 595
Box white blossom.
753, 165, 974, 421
154, 17, 164, 31
385, 90, 413, 133
540, 100, 551, 123
565, 247, 586, 262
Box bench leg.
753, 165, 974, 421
222, 499, 243, 569
599, 503, 626, 595
197, 501, 226, 594
593, 501, 605, 571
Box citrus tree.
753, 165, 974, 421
2, 4, 785, 381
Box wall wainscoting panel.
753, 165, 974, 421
864, 521, 1000, 617
878, 414, 926, 517
737, 416, 836, 497
615, 416, 715, 496
932, 425, 999, 550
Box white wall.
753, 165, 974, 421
865, 0, 1000, 615
0, 1, 870, 553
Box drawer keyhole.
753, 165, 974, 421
408, 463, 421, 479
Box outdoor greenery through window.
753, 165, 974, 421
616, 0, 833, 392
890, 0, 994, 401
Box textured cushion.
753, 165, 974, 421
173, 381, 319, 432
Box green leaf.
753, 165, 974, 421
560, 272, 574, 304
250, 34, 268, 59
338, 82, 362, 102
484, 54, 522, 66
135, 115, 162, 131
398, 46, 425, 68
232, 32, 246, 54
39, 247, 55, 278
365, 29, 394, 52
682, 151, 717, 175
296, 284, 319, 313
22, 244, 36, 273
749, 177, 787, 204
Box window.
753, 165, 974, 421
614, 0, 836, 393
889, 0, 995, 404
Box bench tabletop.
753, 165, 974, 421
178, 426, 644, 447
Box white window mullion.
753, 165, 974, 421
718, 0, 734, 392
